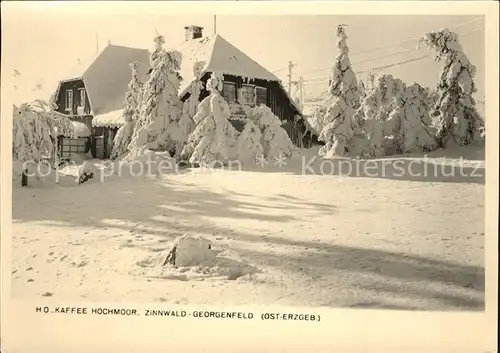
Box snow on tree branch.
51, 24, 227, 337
13, 102, 75, 185
127, 35, 188, 160
181, 72, 239, 166
419, 28, 483, 147
319, 25, 361, 158
111, 61, 144, 160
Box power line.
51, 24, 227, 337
359, 54, 430, 74
299, 47, 418, 75
296, 26, 483, 77
292, 19, 483, 75
298, 54, 431, 84
350, 17, 483, 56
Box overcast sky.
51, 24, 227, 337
3, 3, 485, 105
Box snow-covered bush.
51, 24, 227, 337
419, 28, 483, 147
13, 102, 75, 186
235, 120, 264, 163
352, 74, 439, 157
181, 72, 239, 166
111, 62, 143, 160
246, 105, 294, 159
319, 25, 361, 158
353, 74, 406, 157
385, 83, 438, 153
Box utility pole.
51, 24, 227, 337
287, 61, 295, 96
214, 15, 217, 34
299, 76, 304, 111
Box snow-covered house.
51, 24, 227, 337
177, 26, 303, 135
53, 26, 307, 159
53, 43, 151, 158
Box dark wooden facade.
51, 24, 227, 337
189, 73, 299, 122
55, 79, 92, 116
54, 79, 102, 157
92, 126, 120, 159
181, 72, 310, 146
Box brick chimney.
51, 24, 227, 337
184, 25, 203, 41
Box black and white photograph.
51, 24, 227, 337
1, 1, 498, 352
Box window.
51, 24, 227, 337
78, 88, 86, 108
59, 137, 88, 159
256, 86, 267, 106
222, 82, 236, 103
238, 84, 256, 106
65, 90, 73, 111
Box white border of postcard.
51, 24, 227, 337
1, 1, 498, 352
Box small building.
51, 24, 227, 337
52, 26, 311, 159
52, 44, 150, 159
177, 25, 307, 143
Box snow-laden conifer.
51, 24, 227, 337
111, 62, 143, 160
181, 73, 239, 166
419, 28, 483, 147
319, 25, 361, 158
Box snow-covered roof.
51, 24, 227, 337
56, 35, 300, 120
178, 34, 281, 97
55, 44, 151, 117
72, 121, 92, 137
92, 109, 125, 128
84, 45, 150, 116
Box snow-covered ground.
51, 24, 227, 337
10, 144, 485, 311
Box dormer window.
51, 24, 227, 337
65, 90, 73, 111
78, 88, 86, 108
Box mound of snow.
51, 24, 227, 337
133, 235, 261, 281
165, 234, 215, 267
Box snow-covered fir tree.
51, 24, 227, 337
181, 61, 205, 120
419, 28, 483, 147
127, 35, 167, 158
319, 25, 361, 158
127, 35, 184, 159
162, 62, 204, 158
246, 105, 294, 160
181, 72, 239, 166
110, 61, 143, 160
13, 102, 75, 186
152, 50, 188, 155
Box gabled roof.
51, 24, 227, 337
55, 44, 151, 116
177, 34, 281, 97
56, 34, 300, 120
